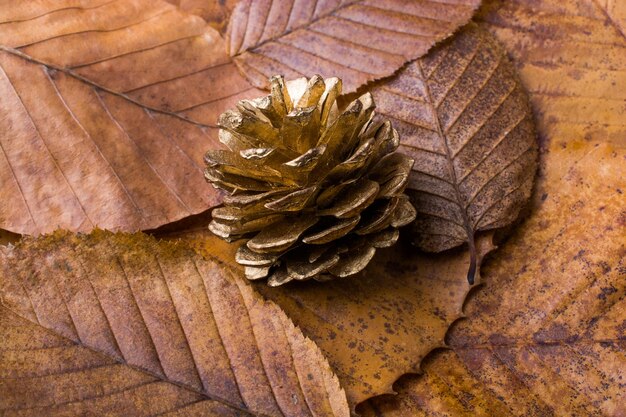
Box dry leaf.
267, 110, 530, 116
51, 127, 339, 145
165, 0, 239, 32
0, 231, 349, 417
357, 0, 626, 414
371, 23, 537, 284
481, 0, 626, 146
360, 142, 626, 417
0, 0, 263, 236
227, 0, 481, 93
597, 0, 626, 36
178, 229, 495, 408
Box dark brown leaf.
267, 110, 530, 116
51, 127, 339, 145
0, 231, 349, 417
371, 23, 538, 283
227, 0, 481, 93
0, 0, 263, 235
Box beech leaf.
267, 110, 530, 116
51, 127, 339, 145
0, 0, 263, 236
371, 23, 538, 283
360, 142, 626, 417
0, 231, 349, 417
358, 0, 626, 413
176, 228, 495, 408
227, 0, 481, 93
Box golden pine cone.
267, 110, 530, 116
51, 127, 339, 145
205, 75, 416, 286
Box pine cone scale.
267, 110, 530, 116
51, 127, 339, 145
318, 179, 380, 219
302, 216, 361, 245
205, 75, 416, 285
246, 216, 319, 253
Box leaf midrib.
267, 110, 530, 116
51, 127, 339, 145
0, 45, 216, 129
0, 302, 268, 417
415, 59, 477, 282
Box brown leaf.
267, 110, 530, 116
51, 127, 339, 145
165, 0, 239, 32
0, 231, 349, 417
227, 0, 481, 94
0, 0, 263, 235
177, 228, 495, 408
357, 0, 626, 414
360, 141, 626, 417
371, 23, 538, 283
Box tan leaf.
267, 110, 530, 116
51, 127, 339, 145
0, 231, 349, 417
359, 141, 626, 417
357, 0, 626, 414
371, 23, 537, 283
0, 0, 263, 235
227, 0, 481, 93
165, 0, 239, 32
590, 0, 626, 42
175, 228, 495, 408
481, 0, 626, 146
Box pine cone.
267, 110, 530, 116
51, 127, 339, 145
205, 75, 416, 286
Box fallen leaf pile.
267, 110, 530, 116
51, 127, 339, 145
1, 0, 624, 415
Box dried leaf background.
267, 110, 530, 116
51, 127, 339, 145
0, 1, 504, 413
179, 20, 536, 409
0, 0, 481, 237
0, 232, 350, 417
356, 0, 626, 415
0, 0, 623, 416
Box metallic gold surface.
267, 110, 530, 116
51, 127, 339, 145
205, 75, 416, 285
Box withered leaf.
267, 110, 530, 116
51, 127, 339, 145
0, 0, 263, 236
227, 0, 481, 94
0, 231, 349, 417
177, 229, 495, 408
360, 143, 626, 417
371, 23, 538, 283
359, 0, 626, 414
481, 0, 626, 146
